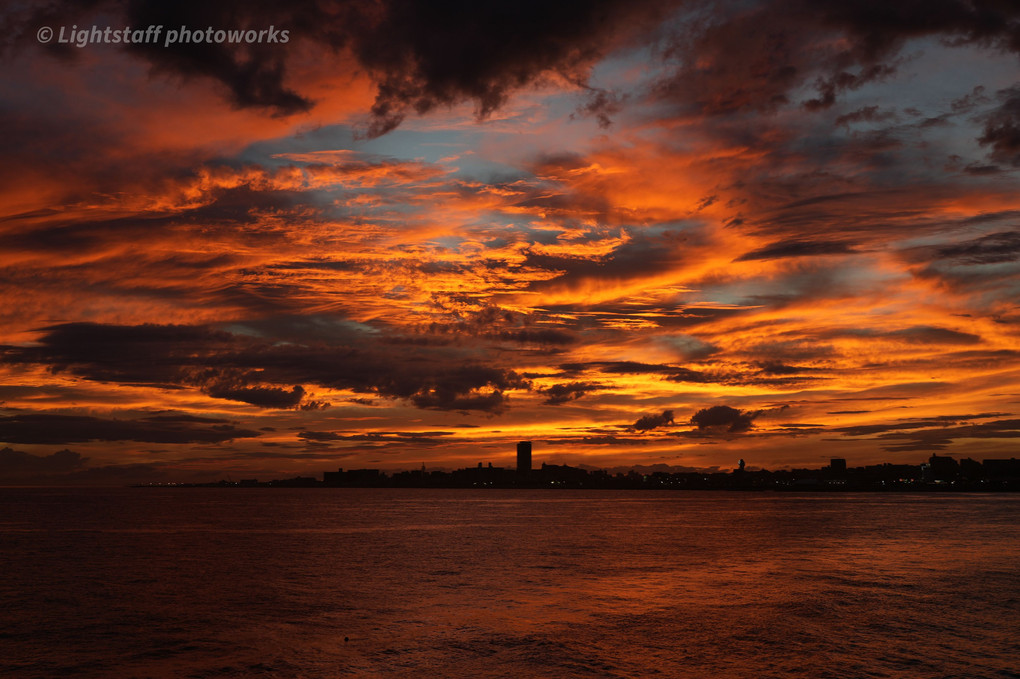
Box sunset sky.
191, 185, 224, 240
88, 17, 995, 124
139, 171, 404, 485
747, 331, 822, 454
2, 0, 1020, 483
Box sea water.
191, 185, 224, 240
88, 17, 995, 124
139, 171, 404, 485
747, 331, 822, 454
2, 488, 1019, 678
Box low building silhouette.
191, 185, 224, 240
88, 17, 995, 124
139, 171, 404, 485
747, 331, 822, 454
537, 462, 589, 486
924, 454, 960, 482
983, 458, 1020, 480
323, 468, 383, 487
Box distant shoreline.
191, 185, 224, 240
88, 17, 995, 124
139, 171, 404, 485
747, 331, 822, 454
133, 453, 1020, 492
131, 480, 1020, 492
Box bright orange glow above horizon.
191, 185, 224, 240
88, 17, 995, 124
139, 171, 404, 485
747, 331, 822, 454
3, 0, 1020, 484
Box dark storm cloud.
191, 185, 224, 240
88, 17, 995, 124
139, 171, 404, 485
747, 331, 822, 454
774, 190, 892, 212
500, 188, 612, 223
672, 366, 815, 388
572, 87, 627, 128
833, 413, 1014, 437
756, 361, 809, 375
834, 105, 898, 128
350, 0, 673, 135
411, 387, 507, 413
951, 86, 992, 114
741, 187, 939, 247
632, 410, 675, 431
9, 0, 673, 127
540, 302, 753, 331
561, 361, 678, 375
0, 322, 526, 414
9, 0, 1020, 141
559, 361, 728, 384
237, 343, 527, 413
873, 419, 1020, 452
299, 430, 454, 445
656, 0, 1020, 117
664, 367, 715, 383
540, 381, 605, 405
813, 325, 982, 346
302, 351, 525, 413
833, 420, 957, 437
0, 110, 168, 198
123, 2, 312, 114
585, 435, 647, 445
689, 405, 759, 433
204, 382, 311, 409
522, 233, 684, 293
0, 414, 260, 445
735, 239, 858, 261
927, 230, 1020, 265
145, 414, 238, 424
8, 0, 313, 114
962, 163, 1004, 175
556, 434, 649, 445
492, 329, 577, 346
978, 86, 1020, 167
0, 447, 86, 479
2, 212, 207, 256
0, 322, 235, 386
881, 443, 951, 452
1, 153, 418, 256
803, 64, 899, 112
557, 360, 820, 387
233, 450, 357, 460
422, 305, 578, 348
186, 364, 329, 410
882, 326, 982, 345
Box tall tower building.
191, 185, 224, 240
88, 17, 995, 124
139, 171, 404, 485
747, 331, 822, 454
516, 441, 532, 475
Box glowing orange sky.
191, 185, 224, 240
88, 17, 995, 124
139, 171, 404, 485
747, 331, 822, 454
2, 0, 1020, 483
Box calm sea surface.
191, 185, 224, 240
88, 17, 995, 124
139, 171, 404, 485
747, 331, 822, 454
2, 489, 1019, 678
